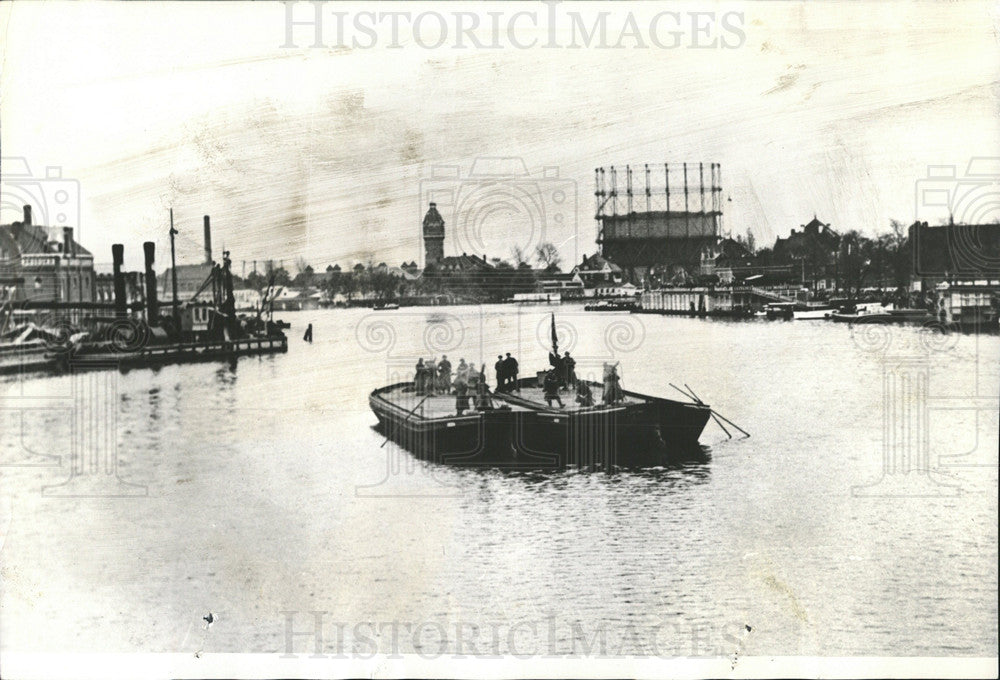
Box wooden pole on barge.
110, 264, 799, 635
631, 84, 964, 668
682, 382, 750, 439
380, 394, 432, 448
669, 382, 731, 439
669, 382, 751, 439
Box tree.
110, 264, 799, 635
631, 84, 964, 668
837, 230, 872, 296
535, 242, 562, 271
271, 267, 291, 287
245, 270, 268, 291
369, 269, 400, 301
511, 245, 530, 268
339, 274, 358, 301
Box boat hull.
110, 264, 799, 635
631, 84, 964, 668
370, 381, 711, 470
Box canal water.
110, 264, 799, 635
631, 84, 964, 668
1, 305, 997, 656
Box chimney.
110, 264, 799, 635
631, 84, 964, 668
23, 205, 32, 225
63, 227, 74, 257
112, 244, 127, 319
203, 215, 213, 264
143, 241, 159, 322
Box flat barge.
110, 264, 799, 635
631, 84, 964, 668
370, 377, 711, 470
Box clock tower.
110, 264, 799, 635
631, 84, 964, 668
422, 202, 445, 266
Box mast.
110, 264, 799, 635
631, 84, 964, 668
169, 208, 180, 328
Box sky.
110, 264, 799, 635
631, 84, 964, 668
1, 1, 998, 271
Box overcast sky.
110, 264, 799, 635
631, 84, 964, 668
1, 1, 997, 271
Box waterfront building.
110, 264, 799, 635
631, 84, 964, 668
910, 220, 1000, 285
910, 220, 1000, 326
535, 272, 585, 299
433, 253, 493, 273
572, 253, 624, 289
0, 205, 95, 320
771, 216, 840, 290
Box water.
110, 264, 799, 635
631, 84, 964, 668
1, 305, 997, 656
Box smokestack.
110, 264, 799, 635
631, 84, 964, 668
63, 227, 74, 257
112, 244, 127, 319
23, 205, 32, 225
143, 241, 159, 322
203, 215, 213, 265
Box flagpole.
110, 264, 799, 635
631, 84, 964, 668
551, 312, 558, 356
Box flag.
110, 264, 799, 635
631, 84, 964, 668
550, 313, 558, 355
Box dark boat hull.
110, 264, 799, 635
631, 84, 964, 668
502, 379, 710, 468
369, 386, 531, 467
369, 381, 711, 470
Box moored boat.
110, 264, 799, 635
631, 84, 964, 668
369, 376, 711, 470
794, 306, 835, 320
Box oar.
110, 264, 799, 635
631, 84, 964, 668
671, 383, 732, 439
380, 393, 432, 448
684, 383, 750, 438
710, 409, 750, 438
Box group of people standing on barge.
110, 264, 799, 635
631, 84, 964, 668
494, 353, 520, 392
541, 352, 623, 409
412, 348, 624, 414
414, 355, 494, 416
414, 355, 488, 395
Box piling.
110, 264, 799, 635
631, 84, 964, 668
112, 244, 127, 319
143, 241, 159, 322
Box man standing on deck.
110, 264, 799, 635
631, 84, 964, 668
414, 358, 426, 394
563, 351, 576, 390
602, 361, 623, 404
455, 358, 469, 391
474, 366, 493, 411
438, 355, 452, 393
503, 353, 518, 391
543, 369, 564, 408
495, 355, 505, 391
426, 357, 438, 396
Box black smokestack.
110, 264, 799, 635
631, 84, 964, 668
203, 215, 212, 265
63, 227, 74, 257
143, 241, 159, 322
112, 244, 127, 319
23, 205, 32, 225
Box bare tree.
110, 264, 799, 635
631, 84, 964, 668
535, 242, 561, 271
511, 245, 529, 267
